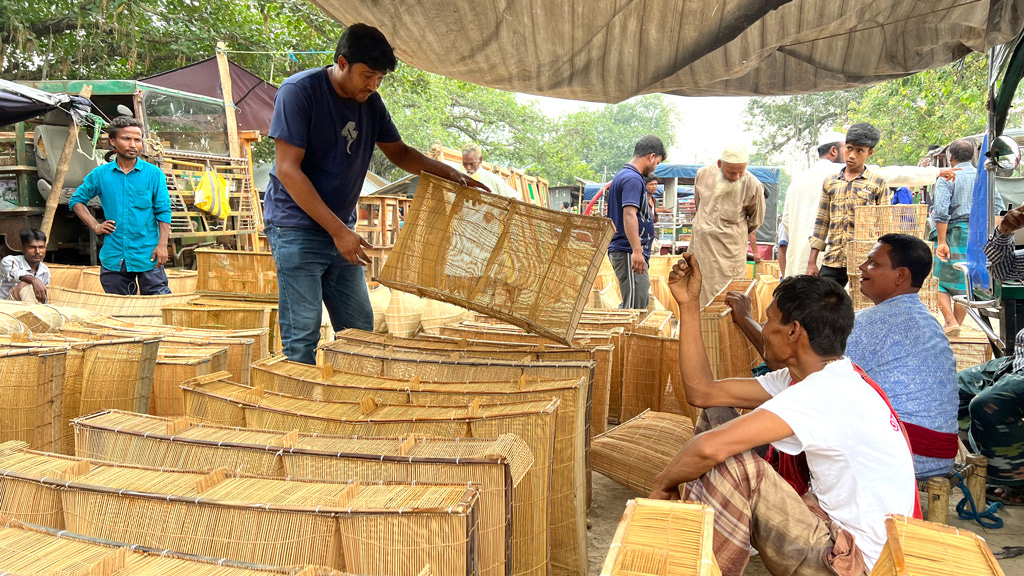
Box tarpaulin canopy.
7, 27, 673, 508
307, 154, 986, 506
313, 0, 1024, 102
0, 79, 92, 125
655, 163, 781, 183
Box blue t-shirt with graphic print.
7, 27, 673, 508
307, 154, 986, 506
265, 67, 400, 231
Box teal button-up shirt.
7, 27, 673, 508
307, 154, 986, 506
70, 159, 172, 273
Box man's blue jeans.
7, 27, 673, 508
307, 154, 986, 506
266, 223, 373, 365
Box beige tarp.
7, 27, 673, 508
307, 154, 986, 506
312, 0, 1024, 102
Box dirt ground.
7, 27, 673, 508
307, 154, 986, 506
587, 470, 1024, 575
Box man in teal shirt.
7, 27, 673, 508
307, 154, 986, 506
70, 116, 172, 294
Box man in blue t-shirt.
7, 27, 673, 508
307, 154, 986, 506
606, 135, 665, 309
266, 23, 488, 364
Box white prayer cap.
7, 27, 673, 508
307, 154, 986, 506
817, 131, 846, 148
720, 144, 749, 164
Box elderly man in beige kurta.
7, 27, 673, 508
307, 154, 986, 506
688, 145, 766, 306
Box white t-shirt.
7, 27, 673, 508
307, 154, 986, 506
756, 358, 916, 570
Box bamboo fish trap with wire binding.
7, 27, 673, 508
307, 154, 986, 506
421, 298, 471, 331
635, 310, 674, 337
0, 517, 360, 575
0, 347, 67, 451
196, 248, 278, 300
0, 335, 160, 454
61, 321, 258, 385
73, 409, 536, 576
377, 173, 615, 346
592, 411, 695, 495
181, 372, 558, 576
600, 499, 720, 576
699, 305, 761, 380
0, 440, 483, 574
868, 514, 1005, 576
0, 311, 27, 334
151, 346, 229, 416
47, 286, 196, 324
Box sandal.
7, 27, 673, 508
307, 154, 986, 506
986, 485, 1024, 506
943, 326, 961, 338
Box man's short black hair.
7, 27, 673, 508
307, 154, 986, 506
19, 228, 46, 246
773, 275, 854, 357
817, 141, 840, 157
107, 116, 144, 139
877, 233, 932, 288
947, 139, 975, 164
845, 122, 881, 149
633, 135, 667, 161
644, 174, 658, 184
335, 23, 397, 73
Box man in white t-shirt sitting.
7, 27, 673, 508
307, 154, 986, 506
649, 253, 918, 575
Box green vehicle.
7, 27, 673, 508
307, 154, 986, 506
0, 79, 260, 264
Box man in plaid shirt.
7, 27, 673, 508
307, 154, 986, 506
807, 123, 890, 286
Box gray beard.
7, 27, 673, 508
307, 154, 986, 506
714, 175, 742, 199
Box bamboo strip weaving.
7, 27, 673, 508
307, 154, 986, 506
592, 411, 695, 495
869, 514, 1004, 575
600, 499, 720, 576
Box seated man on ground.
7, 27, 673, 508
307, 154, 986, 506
650, 254, 918, 576
0, 228, 50, 303
725, 234, 959, 480
956, 204, 1024, 504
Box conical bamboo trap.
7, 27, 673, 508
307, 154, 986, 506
600, 499, 720, 576
73, 409, 536, 576
368, 283, 391, 333
47, 286, 197, 324
80, 267, 199, 295
61, 320, 259, 385
0, 440, 482, 574
0, 334, 160, 454
0, 347, 67, 451
0, 301, 69, 332
195, 248, 278, 301
0, 310, 28, 334
592, 411, 695, 495
181, 372, 558, 575
386, 290, 426, 338
0, 518, 355, 575
869, 515, 1005, 576
377, 173, 614, 346
151, 346, 229, 416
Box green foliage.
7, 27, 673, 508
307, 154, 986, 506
744, 89, 864, 164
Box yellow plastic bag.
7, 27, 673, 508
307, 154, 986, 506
194, 168, 231, 219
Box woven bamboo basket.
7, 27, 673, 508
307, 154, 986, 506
385, 290, 425, 338
196, 248, 278, 300
592, 411, 695, 495
74, 410, 534, 576
869, 514, 1004, 576
80, 267, 199, 294
0, 518, 355, 575
45, 263, 88, 290
854, 204, 930, 241
0, 440, 482, 574
61, 321, 255, 385
600, 499, 720, 576
87, 314, 269, 363
0, 347, 67, 451
620, 333, 698, 424
948, 339, 993, 372
0, 302, 67, 332
151, 346, 228, 416
182, 373, 558, 576
421, 298, 470, 331
377, 173, 615, 346
47, 286, 196, 324
368, 283, 391, 333
188, 296, 282, 354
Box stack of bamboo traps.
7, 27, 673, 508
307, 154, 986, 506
592, 410, 695, 495
600, 499, 720, 576
162, 302, 274, 347
948, 337, 993, 372
80, 266, 199, 294
150, 345, 229, 416
0, 346, 67, 451
853, 204, 930, 243
0, 301, 100, 332
848, 275, 941, 313
0, 334, 159, 453
195, 247, 278, 300
74, 409, 537, 576
61, 318, 266, 385
0, 440, 482, 574
180, 371, 561, 576
869, 515, 1004, 575
46, 286, 196, 324
0, 517, 359, 575
377, 173, 615, 346
46, 263, 86, 290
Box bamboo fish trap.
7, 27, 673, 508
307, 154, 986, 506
196, 247, 278, 301
600, 499, 720, 576
0, 302, 67, 332
189, 296, 282, 354
636, 310, 674, 337
151, 346, 229, 416
81, 267, 199, 294
0, 311, 27, 334
162, 304, 272, 337
592, 411, 695, 495
368, 283, 391, 333
47, 286, 196, 324
74, 410, 535, 576
869, 514, 1004, 576
421, 297, 471, 331
45, 263, 87, 290
0, 441, 482, 575
377, 173, 615, 346
386, 289, 426, 338
181, 373, 558, 576
0, 347, 67, 451
620, 333, 698, 424
854, 204, 930, 241
0, 518, 355, 575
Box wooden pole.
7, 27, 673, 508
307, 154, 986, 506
215, 42, 241, 159
925, 477, 949, 524
40, 84, 92, 242
966, 454, 988, 508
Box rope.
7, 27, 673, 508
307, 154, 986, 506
952, 472, 1003, 529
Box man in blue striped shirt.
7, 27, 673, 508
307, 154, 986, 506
70, 116, 172, 295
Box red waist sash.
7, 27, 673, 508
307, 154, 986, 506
903, 421, 959, 459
